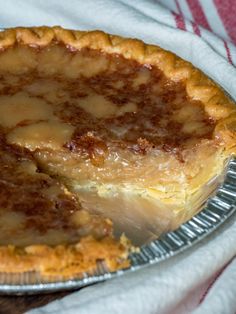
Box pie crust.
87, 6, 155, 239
0, 26, 235, 278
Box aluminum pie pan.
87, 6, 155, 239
0, 159, 235, 294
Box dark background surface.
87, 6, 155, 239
0, 292, 71, 314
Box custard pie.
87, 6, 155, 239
0, 26, 235, 277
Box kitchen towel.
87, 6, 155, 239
1, 0, 235, 313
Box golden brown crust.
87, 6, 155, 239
0, 236, 130, 278
214, 112, 236, 153
0, 26, 235, 156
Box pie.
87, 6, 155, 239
0, 26, 235, 278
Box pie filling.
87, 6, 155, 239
0, 138, 115, 247
0, 41, 229, 269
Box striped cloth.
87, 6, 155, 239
154, 1, 236, 311
0, 0, 232, 313
158, 0, 236, 66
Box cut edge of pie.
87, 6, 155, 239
0, 26, 235, 278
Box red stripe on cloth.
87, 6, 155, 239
172, 0, 186, 31
175, 0, 183, 16
198, 256, 235, 305
223, 40, 233, 65
186, 0, 211, 31
191, 21, 201, 36
172, 11, 186, 31
214, 0, 236, 45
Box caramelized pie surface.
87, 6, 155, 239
0, 27, 235, 276
0, 46, 218, 189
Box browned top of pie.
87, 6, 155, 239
0, 45, 218, 165
0, 39, 229, 191
59, 49, 216, 160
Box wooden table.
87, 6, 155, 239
0, 291, 71, 314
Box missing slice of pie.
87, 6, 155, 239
0, 26, 235, 277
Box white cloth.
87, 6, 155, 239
1, 0, 235, 313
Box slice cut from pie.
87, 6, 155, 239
0, 26, 235, 276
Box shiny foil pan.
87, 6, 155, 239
0, 158, 235, 295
